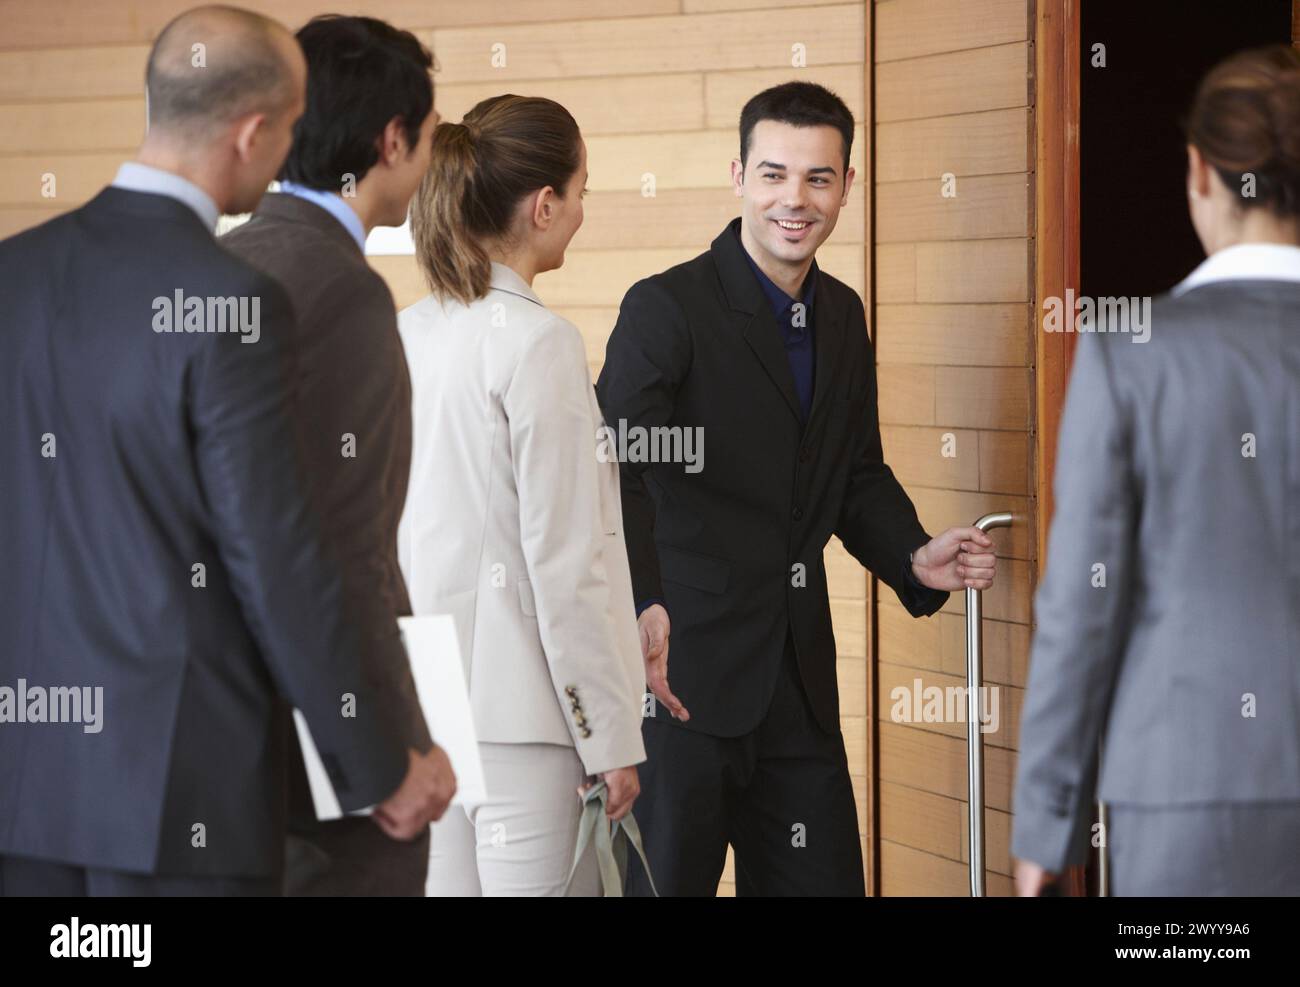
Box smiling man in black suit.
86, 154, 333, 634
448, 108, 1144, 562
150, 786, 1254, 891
597, 82, 998, 896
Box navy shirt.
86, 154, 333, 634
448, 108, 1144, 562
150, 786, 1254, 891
738, 235, 817, 422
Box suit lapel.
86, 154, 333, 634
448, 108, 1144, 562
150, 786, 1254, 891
712, 220, 803, 424
741, 308, 804, 422
804, 267, 846, 435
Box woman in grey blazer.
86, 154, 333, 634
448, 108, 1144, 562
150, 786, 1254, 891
397, 96, 646, 895
1013, 45, 1300, 896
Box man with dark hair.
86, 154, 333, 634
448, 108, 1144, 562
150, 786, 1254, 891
597, 81, 998, 896
221, 14, 449, 897
739, 80, 856, 175
278, 14, 435, 195
0, 5, 449, 897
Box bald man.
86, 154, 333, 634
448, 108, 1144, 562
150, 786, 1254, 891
0, 5, 452, 897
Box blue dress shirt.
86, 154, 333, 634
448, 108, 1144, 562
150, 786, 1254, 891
277, 181, 368, 252
111, 162, 220, 233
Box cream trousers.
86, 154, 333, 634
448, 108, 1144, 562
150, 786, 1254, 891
426, 742, 600, 896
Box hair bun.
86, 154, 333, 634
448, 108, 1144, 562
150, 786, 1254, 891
1187, 44, 1300, 218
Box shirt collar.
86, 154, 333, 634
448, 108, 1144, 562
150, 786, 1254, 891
488, 261, 544, 306
1172, 242, 1300, 296
734, 224, 817, 318
110, 162, 220, 233
277, 181, 368, 252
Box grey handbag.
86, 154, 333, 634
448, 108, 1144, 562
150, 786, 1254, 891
565, 780, 659, 896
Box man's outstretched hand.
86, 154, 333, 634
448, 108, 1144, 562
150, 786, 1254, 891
639, 603, 688, 722
911, 526, 998, 592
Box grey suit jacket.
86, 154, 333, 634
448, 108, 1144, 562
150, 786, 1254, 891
221, 194, 432, 764
1012, 278, 1300, 872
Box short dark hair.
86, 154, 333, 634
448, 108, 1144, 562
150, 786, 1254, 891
739, 81, 854, 174
279, 14, 434, 190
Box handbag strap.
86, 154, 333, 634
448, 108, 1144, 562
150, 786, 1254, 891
565, 780, 659, 897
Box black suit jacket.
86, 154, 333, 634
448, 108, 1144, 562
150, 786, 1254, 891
596, 219, 947, 737
0, 188, 408, 877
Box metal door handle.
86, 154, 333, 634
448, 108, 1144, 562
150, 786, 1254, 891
966, 511, 1012, 897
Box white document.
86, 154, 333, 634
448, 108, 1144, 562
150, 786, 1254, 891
294, 613, 485, 820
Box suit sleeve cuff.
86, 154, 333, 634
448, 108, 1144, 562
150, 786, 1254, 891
1009, 797, 1092, 874
635, 597, 666, 618
898, 547, 948, 618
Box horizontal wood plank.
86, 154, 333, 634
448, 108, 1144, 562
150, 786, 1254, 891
876, 173, 1029, 242
876, 364, 935, 425
879, 720, 1017, 811
427, 4, 865, 83
881, 839, 1013, 896
704, 63, 865, 127
913, 238, 1030, 303
878, 660, 1023, 751
876, 42, 1029, 123
0, 1, 683, 50
875, 108, 1030, 182
878, 606, 1029, 688
875, 0, 1028, 64
875, 303, 1030, 367
881, 424, 980, 490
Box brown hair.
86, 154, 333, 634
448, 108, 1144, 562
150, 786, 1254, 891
411, 94, 582, 305
1183, 44, 1300, 218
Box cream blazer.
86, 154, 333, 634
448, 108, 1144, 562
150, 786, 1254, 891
396, 262, 646, 775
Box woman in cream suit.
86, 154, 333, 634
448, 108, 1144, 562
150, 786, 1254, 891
397, 95, 645, 895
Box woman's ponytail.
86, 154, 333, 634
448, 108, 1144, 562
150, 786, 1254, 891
411, 95, 582, 306
412, 121, 492, 306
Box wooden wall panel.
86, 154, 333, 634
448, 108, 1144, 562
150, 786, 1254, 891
436, 73, 707, 136
874, 0, 1027, 63
879, 721, 1017, 812
876, 174, 1029, 243
425, 5, 863, 82
872, 0, 1035, 896
875, 303, 1029, 366
881, 781, 1014, 876
878, 661, 1024, 751
0, 1, 683, 50
876, 43, 1028, 122
705, 64, 864, 126
875, 107, 1029, 182
881, 840, 1014, 896
0, 99, 145, 154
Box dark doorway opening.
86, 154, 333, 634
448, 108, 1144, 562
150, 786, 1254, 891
1080, 0, 1294, 299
